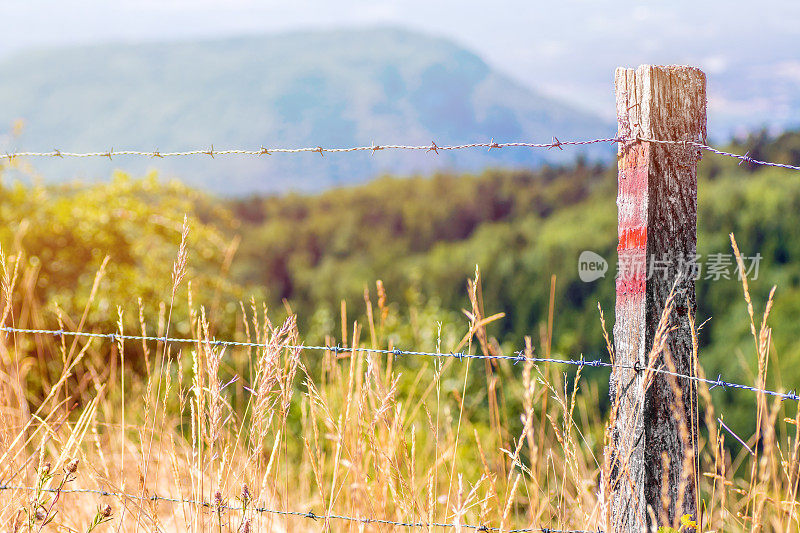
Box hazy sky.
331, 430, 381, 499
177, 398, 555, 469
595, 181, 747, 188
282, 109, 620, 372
3, 0, 799, 129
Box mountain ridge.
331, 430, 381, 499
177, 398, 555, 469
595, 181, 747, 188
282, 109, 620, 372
0, 27, 613, 194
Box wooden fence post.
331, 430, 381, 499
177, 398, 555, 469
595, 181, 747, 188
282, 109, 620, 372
607, 65, 706, 531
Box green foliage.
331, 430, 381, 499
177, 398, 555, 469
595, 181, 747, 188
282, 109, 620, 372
0, 170, 248, 376
230, 130, 800, 435
231, 161, 610, 340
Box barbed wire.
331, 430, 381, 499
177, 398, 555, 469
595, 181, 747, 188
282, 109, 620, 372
2, 326, 797, 402
0, 136, 798, 171
0, 138, 618, 160
0, 483, 601, 533
639, 137, 800, 171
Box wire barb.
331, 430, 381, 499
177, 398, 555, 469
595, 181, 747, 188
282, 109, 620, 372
709, 374, 727, 390
738, 151, 753, 166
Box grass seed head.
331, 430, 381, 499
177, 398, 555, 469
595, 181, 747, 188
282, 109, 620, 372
65, 458, 79, 474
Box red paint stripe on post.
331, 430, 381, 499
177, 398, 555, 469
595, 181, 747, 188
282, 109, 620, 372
617, 226, 647, 251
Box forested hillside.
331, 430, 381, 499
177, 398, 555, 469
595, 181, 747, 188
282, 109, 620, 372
229, 132, 799, 340
226, 130, 800, 431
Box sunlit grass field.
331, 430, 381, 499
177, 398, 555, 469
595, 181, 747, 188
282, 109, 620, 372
1, 215, 799, 532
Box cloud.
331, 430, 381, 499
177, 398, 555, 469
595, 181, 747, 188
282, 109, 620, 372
703, 55, 729, 75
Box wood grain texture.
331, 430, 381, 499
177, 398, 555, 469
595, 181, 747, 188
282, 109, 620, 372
608, 65, 706, 532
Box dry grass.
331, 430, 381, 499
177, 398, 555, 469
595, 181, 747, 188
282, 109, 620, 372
0, 232, 799, 532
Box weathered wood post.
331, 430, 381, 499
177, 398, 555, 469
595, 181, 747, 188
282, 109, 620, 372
608, 65, 706, 531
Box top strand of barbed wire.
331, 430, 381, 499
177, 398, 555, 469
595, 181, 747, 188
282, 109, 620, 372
1, 136, 798, 171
